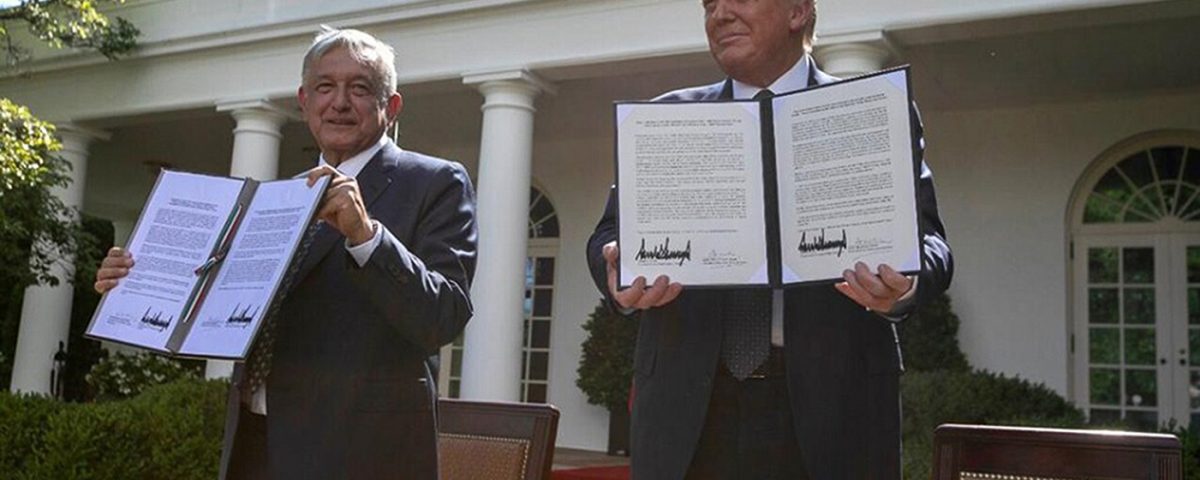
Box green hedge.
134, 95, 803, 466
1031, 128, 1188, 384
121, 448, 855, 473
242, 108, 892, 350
899, 369, 1086, 479
0, 378, 226, 480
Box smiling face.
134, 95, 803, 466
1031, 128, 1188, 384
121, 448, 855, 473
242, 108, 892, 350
298, 46, 402, 165
703, 0, 811, 87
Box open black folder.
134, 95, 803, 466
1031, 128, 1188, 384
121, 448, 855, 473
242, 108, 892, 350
85, 170, 329, 360
614, 66, 921, 289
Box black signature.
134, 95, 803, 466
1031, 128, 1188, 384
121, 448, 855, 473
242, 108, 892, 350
635, 237, 692, 266
797, 229, 847, 257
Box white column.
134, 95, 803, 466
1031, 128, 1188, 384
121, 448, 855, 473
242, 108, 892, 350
813, 31, 893, 78
10, 125, 109, 395
460, 70, 553, 401
206, 100, 290, 379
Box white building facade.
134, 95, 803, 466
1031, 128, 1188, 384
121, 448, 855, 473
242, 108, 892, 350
2, 0, 1198, 450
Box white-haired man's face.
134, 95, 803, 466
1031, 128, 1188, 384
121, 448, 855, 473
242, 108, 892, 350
298, 46, 401, 165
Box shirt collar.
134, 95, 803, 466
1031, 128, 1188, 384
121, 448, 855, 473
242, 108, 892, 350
317, 135, 390, 179
730, 54, 812, 100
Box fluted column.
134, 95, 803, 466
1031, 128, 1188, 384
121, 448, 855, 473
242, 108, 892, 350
813, 31, 893, 78
10, 125, 109, 395
206, 100, 290, 379
460, 70, 553, 401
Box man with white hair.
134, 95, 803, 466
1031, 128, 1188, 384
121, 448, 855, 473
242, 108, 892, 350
96, 27, 477, 479
586, 0, 953, 478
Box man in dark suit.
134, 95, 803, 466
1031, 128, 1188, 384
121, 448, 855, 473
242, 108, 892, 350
586, 1, 952, 478
95, 27, 476, 479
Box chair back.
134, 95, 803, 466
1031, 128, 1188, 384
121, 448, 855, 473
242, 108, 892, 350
933, 423, 1182, 480
438, 398, 560, 480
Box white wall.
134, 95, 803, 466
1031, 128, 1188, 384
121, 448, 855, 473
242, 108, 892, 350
926, 90, 1200, 396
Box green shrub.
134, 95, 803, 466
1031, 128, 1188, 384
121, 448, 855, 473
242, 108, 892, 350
900, 369, 1085, 480
899, 292, 970, 372
85, 352, 201, 401
577, 300, 636, 410
0, 378, 226, 480
0, 392, 61, 476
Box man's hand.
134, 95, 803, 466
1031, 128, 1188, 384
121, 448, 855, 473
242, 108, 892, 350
94, 247, 134, 294
604, 241, 683, 310
306, 165, 374, 245
834, 262, 913, 313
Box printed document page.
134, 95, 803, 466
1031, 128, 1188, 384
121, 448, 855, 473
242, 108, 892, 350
178, 176, 328, 358
616, 101, 769, 287
772, 69, 920, 283
87, 171, 244, 350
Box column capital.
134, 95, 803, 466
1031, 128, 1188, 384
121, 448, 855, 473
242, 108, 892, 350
215, 98, 298, 122
463, 69, 558, 97
813, 30, 896, 78
54, 123, 111, 148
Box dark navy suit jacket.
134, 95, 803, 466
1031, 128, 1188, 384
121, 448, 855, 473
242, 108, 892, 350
587, 65, 952, 480
221, 140, 477, 480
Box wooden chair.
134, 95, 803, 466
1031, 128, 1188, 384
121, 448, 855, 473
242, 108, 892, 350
437, 398, 560, 480
933, 423, 1182, 480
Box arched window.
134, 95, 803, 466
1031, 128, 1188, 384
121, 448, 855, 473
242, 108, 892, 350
443, 186, 560, 403
1071, 132, 1200, 429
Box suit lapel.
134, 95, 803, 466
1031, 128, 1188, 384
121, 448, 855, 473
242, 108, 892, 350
293, 143, 398, 283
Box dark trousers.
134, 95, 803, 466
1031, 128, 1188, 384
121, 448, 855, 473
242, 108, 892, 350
685, 352, 809, 480
226, 405, 268, 480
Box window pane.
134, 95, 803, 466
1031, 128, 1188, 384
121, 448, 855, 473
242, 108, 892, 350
531, 320, 551, 349
1089, 408, 1121, 426
530, 195, 554, 227
1190, 289, 1200, 325
1089, 328, 1119, 364
524, 289, 533, 317
1160, 183, 1181, 216
1090, 368, 1120, 405
1191, 370, 1200, 410
1124, 288, 1156, 324
533, 288, 553, 317
1151, 147, 1184, 183
1088, 169, 1135, 224
526, 383, 547, 403
1182, 184, 1200, 221
529, 352, 549, 381
1123, 328, 1155, 366
1088, 248, 1118, 283
1190, 330, 1200, 367
1126, 410, 1159, 431
1126, 369, 1157, 407
537, 216, 560, 238
1118, 152, 1154, 190
1084, 194, 1121, 223
1123, 248, 1154, 284
1089, 289, 1119, 324
451, 350, 462, 376
449, 380, 460, 399
1189, 247, 1200, 283
536, 257, 555, 286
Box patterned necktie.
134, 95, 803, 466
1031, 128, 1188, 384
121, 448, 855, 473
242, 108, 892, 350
721, 289, 772, 379
719, 88, 777, 380
242, 221, 322, 397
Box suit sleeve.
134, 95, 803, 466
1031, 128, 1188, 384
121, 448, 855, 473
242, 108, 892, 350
898, 104, 953, 316
349, 163, 478, 355
586, 185, 620, 311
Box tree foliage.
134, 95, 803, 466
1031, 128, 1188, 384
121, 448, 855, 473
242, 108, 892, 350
0, 98, 82, 289
1, 0, 139, 67
0, 1, 138, 290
